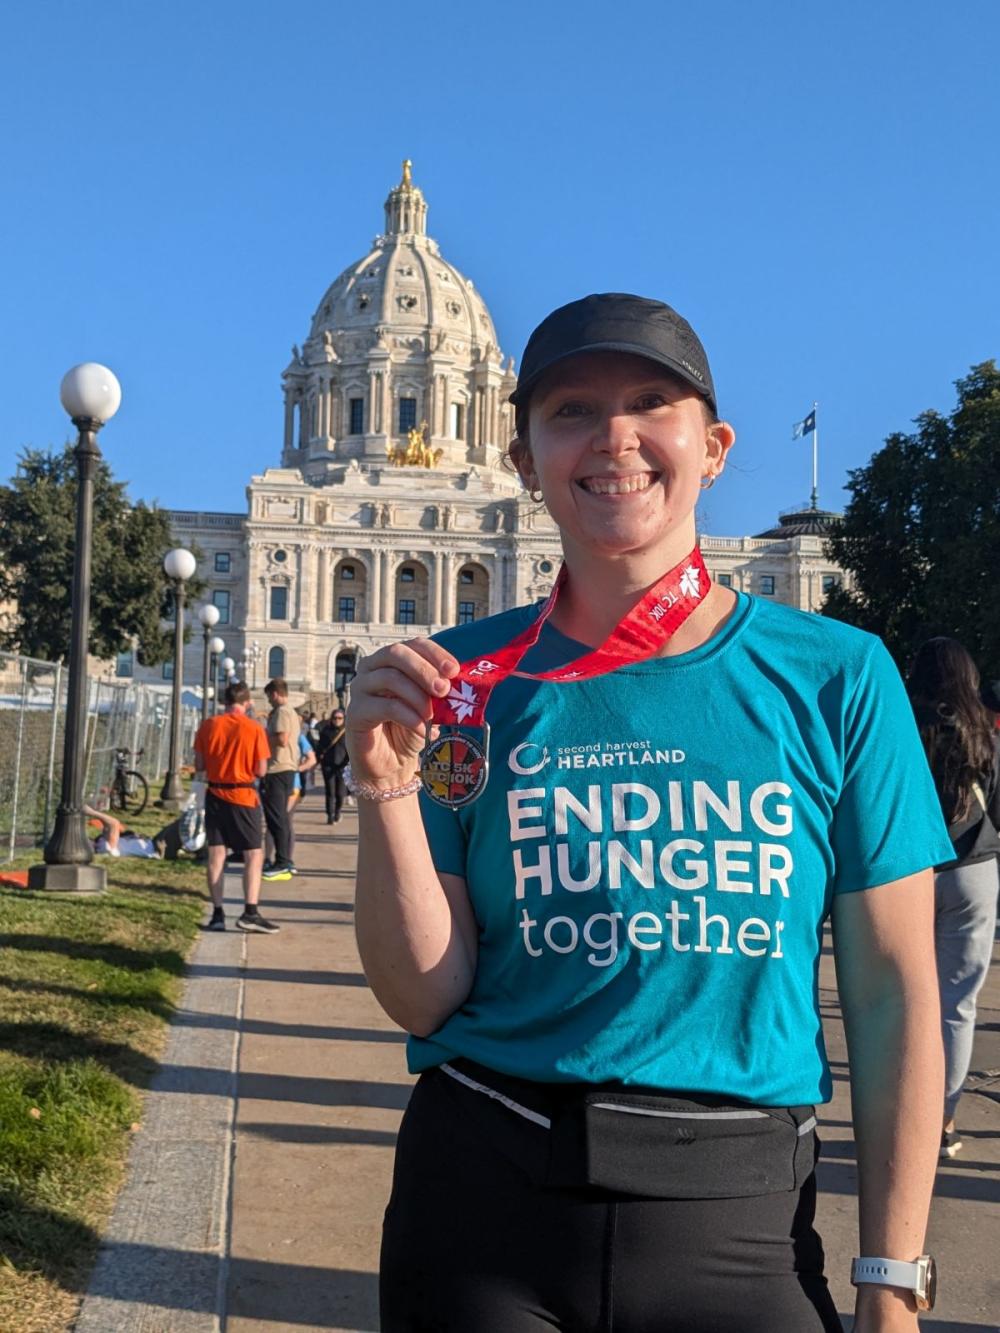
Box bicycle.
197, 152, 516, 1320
109, 747, 149, 815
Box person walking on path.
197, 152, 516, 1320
193, 680, 279, 934
261, 677, 298, 881
317, 707, 349, 824
289, 718, 318, 860
348, 293, 953, 1331
908, 637, 1000, 1159
263, 721, 317, 864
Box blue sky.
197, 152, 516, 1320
2, 0, 997, 538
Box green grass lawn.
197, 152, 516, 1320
0, 798, 207, 1332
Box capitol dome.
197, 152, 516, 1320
310, 161, 499, 351
281, 161, 516, 476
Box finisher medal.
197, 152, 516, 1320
420, 723, 490, 809
419, 547, 711, 810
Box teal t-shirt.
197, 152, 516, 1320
411, 593, 952, 1106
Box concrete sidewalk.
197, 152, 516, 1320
75, 790, 1000, 1331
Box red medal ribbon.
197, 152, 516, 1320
430, 546, 710, 728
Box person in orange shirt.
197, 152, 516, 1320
193, 680, 278, 934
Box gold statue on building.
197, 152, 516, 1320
386, 420, 442, 468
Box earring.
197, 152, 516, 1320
700, 475, 716, 491
529, 487, 544, 503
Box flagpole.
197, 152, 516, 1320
810, 401, 819, 511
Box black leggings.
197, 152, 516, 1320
323, 766, 346, 819
381, 1069, 844, 1333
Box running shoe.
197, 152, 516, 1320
237, 910, 280, 934
207, 907, 226, 931
261, 864, 293, 882
940, 1129, 963, 1159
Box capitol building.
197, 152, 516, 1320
126, 163, 844, 704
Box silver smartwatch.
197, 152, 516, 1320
851, 1255, 937, 1311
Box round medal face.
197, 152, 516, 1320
420, 731, 489, 808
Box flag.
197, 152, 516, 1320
792, 409, 816, 440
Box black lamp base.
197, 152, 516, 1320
27, 863, 107, 894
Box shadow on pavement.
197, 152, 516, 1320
818, 1157, 1000, 1205
240, 1122, 399, 1147
187, 962, 368, 986
291, 867, 358, 879
294, 833, 358, 846
82, 1242, 379, 1329
173, 1010, 406, 1043
154, 1065, 413, 1109
255, 898, 354, 911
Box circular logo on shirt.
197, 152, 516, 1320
421, 732, 490, 808
508, 742, 551, 776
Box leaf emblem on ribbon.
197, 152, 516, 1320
679, 565, 701, 599
447, 680, 479, 723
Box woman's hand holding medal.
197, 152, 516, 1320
345, 640, 460, 791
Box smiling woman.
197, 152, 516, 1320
349, 293, 952, 1333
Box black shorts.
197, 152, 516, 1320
204, 791, 263, 851
381, 1066, 843, 1333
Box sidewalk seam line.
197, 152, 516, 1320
217, 877, 248, 1333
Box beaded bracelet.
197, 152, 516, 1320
343, 763, 423, 803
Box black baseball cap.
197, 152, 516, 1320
509, 293, 716, 414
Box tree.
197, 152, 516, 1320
0, 444, 205, 664
823, 362, 1000, 675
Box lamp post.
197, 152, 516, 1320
160, 547, 197, 808
209, 635, 225, 713
197, 603, 221, 723
250, 639, 261, 689
221, 656, 235, 684
29, 364, 122, 893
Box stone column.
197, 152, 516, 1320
488, 555, 501, 615
384, 551, 394, 623
369, 371, 380, 433
432, 551, 444, 624
442, 552, 455, 626
316, 548, 327, 622
369, 549, 381, 626
382, 374, 393, 436
283, 395, 295, 453
293, 548, 304, 628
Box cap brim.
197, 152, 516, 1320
508, 341, 715, 411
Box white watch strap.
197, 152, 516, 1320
852, 1257, 920, 1290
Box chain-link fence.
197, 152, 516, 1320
0, 651, 201, 860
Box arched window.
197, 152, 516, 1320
267, 646, 285, 678
455, 563, 489, 625
394, 560, 429, 624
333, 558, 368, 622
335, 650, 358, 704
